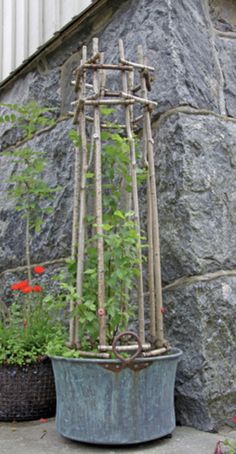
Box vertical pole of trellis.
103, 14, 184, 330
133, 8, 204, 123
73, 45, 88, 345
138, 53, 156, 344
92, 37, 106, 346
71, 85, 81, 259
119, 39, 145, 344
70, 55, 84, 345
138, 45, 164, 348
145, 135, 156, 343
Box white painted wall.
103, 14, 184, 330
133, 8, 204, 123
0, 0, 92, 81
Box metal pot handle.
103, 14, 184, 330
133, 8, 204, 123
112, 331, 142, 364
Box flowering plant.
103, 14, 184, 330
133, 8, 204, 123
214, 417, 236, 454
0, 266, 65, 366
1, 102, 60, 282
0, 102, 65, 366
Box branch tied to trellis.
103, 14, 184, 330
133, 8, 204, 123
69, 37, 168, 360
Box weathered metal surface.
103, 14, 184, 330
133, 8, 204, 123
51, 348, 182, 445
99, 360, 151, 373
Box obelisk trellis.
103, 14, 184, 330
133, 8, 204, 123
69, 37, 167, 359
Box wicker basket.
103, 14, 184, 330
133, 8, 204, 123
0, 358, 56, 421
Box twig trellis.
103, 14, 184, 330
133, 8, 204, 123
70, 37, 167, 359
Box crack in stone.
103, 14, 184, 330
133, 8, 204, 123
214, 29, 236, 39
0, 257, 69, 277
0, 114, 70, 152
163, 269, 236, 292
153, 104, 236, 131
202, 0, 226, 115
3, 105, 236, 156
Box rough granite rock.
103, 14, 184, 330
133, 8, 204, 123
0, 0, 221, 114
163, 275, 236, 431
215, 36, 236, 118
155, 112, 236, 283
209, 0, 236, 32
0, 119, 74, 272
98, 0, 220, 113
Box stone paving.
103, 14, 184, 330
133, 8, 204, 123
0, 419, 235, 454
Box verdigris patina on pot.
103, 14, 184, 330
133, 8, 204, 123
51, 348, 182, 445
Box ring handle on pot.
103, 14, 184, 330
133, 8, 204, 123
112, 331, 142, 364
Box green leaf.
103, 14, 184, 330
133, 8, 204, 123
85, 172, 94, 178
100, 107, 115, 116
114, 210, 125, 220
84, 269, 96, 275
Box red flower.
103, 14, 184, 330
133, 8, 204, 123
233, 415, 236, 424
23, 320, 28, 329
33, 285, 42, 292
34, 266, 45, 274
161, 307, 166, 314
214, 441, 223, 454
39, 418, 48, 423
11, 280, 29, 291
98, 308, 105, 317
21, 286, 34, 293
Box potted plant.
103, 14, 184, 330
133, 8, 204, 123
47, 39, 182, 445
0, 266, 65, 421
0, 102, 63, 421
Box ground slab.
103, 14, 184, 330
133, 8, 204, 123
0, 419, 235, 454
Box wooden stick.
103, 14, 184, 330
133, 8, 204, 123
142, 347, 169, 357
25, 212, 32, 282
98, 343, 151, 352
122, 61, 134, 322
70, 125, 81, 260
140, 75, 156, 344
102, 91, 123, 97
140, 104, 156, 342
84, 115, 126, 129
138, 45, 164, 348
83, 63, 133, 71
70, 54, 84, 344
69, 113, 126, 129
72, 94, 157, 106
132, 114, 144, 124
74, 47, 94, 91
76, 350, 110, 359
88, 124, 95, 170
93, 38, 106, 346
146, 137, 156, 342
72, 99, 135, 107
74, 51, 101, 91
99, 52, 106, 98
86, 87, 129, 97
120, 57, 155, 71
74, 51, 101, 73
121, 91, 157, 106
71, 51, 85, 261
119, 38, 145, 344
74, 46, 88, 345
132, 84, 141, 93
128, 70, 134, 124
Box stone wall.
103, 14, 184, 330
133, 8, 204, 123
0, 0, 235, 431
